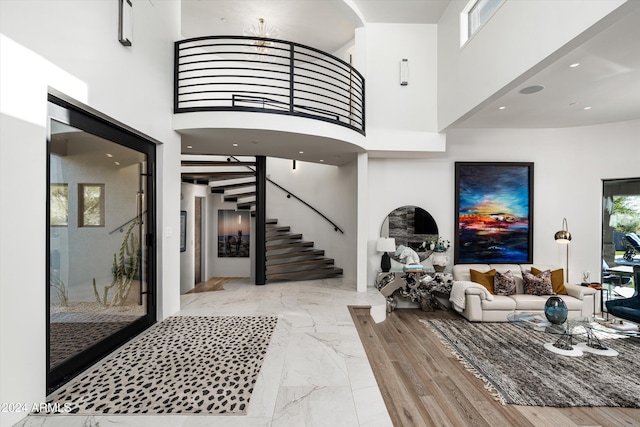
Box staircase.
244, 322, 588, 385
181, 155, 342, 282
266, 219, 343, 281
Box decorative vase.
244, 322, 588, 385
431, 252, 449, 272
544, 296, 568, 325
381, 252, 391, 272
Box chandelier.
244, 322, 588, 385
244, 18, 279, 52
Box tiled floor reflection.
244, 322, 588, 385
18, 278, 391, 427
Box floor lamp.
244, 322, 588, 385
554, 218, 572, 282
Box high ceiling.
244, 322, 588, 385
180, 0, 640, 132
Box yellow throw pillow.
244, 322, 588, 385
531, 267, 567, 295
470, 269, 497, 294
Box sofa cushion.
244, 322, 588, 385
494, 271, 516, 295
490, 264, 525, 293
509, 294, 549, 310
452, 264, 491, 282
531, 267, 567, 295
470, 268, 496, 294
480, 295, 517, 310
523, 270, 554, 295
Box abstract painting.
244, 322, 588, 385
455, 162, 534, 264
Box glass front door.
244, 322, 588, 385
47, 97, 156, 392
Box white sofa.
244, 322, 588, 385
451, 264, 597, 322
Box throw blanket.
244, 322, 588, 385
450, 281, 494, 312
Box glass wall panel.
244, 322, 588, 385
601, 178, 640, 310
47, 97, 155, 392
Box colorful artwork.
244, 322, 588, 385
218, 210, 250, 257
455, 162, 533, 264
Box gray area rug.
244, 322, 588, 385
46, 316, 278, 414
423, 319, 640, 407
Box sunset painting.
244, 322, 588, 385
455, 162, 533, 264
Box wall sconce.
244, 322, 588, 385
119, 0, 133, 46
400, 58, 408, 86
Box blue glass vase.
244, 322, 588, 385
544, 296, 568, 324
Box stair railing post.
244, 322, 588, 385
255, 155, 267, 285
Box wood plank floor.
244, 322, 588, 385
185, 277, 246, 294
349, 307, 640, 427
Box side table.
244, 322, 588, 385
375, 270, 452, 312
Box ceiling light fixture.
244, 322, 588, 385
233, 143, 239, 147
299, 151, 304, 154
583, 106, 592, 110
498, 106, 506, 110
569, 63, 580, 68
244, 18, 279, 53
519, 85, 545, 95
186, 145, 193, 149
106, 153, 113, 158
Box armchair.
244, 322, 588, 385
605, 265, 640, 324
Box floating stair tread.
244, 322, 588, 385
266, 219, 279, 224
266, 241, 314, 251
266, 249, 325, 261
267, 267, 343, 280
266, 233, 303, 242
266, 226, 291, 233
266, 258, 334, 271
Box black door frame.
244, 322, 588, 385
46, 93, 157, 393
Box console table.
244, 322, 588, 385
375, 270, 453, 312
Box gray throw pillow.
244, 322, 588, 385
494, 270, 516, 295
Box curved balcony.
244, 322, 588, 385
174, 36, 365, 135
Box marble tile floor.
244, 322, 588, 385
17, 278, 391, 427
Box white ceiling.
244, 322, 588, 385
180, 0, 640, 139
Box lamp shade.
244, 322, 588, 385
554, 218, 572, 244
377, 237, 396, 253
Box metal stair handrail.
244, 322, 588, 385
229, 156, 344, 234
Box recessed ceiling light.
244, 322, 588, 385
498, 106, 506, 110
186, 145, 193, 149
519, 85, 545, 95
106, 153, 113, 158
319, 159, 324, 162
114, 161, 121, 166
583, 106, 592, 110
299, 151, 304, 154
569, 63, 580, 68
233, 143, 238, 147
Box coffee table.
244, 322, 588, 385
507, 313, 619, 357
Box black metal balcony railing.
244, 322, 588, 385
175, 36, 365, 135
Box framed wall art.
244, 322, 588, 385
455, 162, 534, 264
218, 210, 250, 257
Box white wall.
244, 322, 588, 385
367, 119, 640, 288
437, 0, 627, 130
0, 1, 180, 425
362, 23, 442, 151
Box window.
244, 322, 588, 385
50, 183, 68, 226
78, 183, 105, 227
461, 0, 504, 46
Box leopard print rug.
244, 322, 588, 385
46, 316, 278, 414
